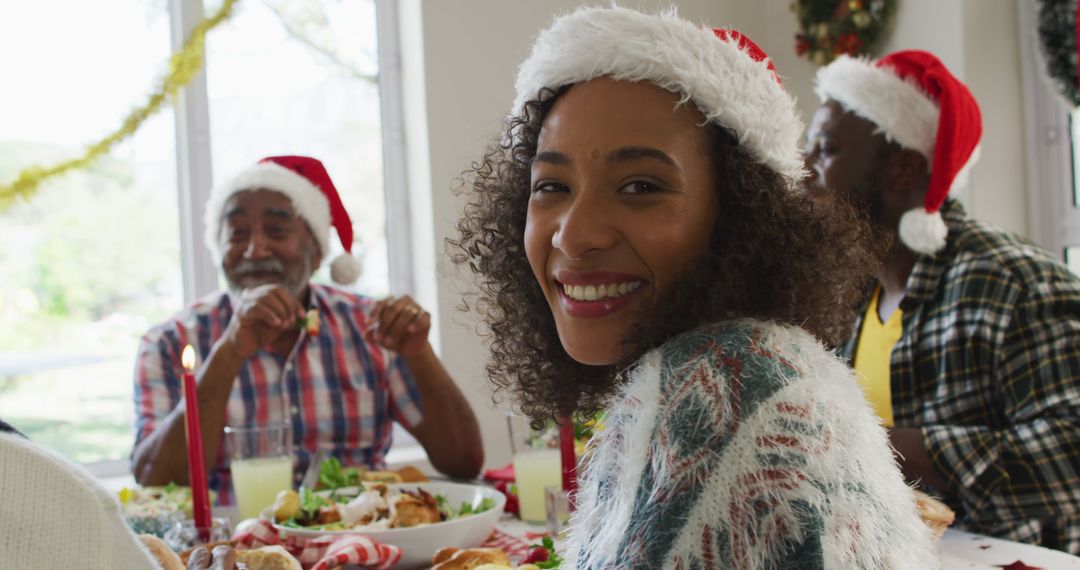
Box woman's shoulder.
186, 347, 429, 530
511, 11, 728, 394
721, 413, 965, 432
658, 319, 827, 358
651, 319, 847, 389
622, 320, 855, 436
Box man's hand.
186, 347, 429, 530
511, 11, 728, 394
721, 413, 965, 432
889, 426, 950, 493
367, 295, 431, 357
223, 284, 306, 359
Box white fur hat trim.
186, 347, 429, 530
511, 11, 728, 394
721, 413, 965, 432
203, 161, 331, 263
512, 6, 805, 182
815, 55, 939, 166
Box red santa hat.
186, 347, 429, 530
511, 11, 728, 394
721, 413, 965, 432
512, 6, 805, 184
815, 50, 983, 255
204, 155, 363, 284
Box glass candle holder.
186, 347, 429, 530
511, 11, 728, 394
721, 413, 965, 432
164, 517, 232, 551
545, 484, 571, 534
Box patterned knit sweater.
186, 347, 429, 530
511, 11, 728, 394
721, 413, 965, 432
565, 320, 938, 569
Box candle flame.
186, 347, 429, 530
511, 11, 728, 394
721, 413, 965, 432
181, 345, 196, 371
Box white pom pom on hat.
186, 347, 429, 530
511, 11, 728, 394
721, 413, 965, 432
330, 253, 363, 285
204, 155, 363, 284
815, 50, 983, 255
898, 208, 949, 255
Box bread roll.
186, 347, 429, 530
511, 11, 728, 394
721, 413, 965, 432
913, 489, 955, 540
432, 547, 460, 565
362, 470, 404, 483
139, 534, 185, 570
396, 465, 429, 482
431, 547, 512, 570
235, 545, 302, 570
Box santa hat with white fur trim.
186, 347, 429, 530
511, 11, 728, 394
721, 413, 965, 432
815, 50, 983, 255
204, 155, 363, 284
512, 6, 806, 184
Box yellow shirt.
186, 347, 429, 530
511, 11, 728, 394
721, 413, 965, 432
852, 287, 901, 427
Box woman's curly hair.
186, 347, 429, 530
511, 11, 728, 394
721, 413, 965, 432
450, 87, 885, 424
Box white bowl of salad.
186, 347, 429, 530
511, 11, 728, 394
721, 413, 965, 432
267, 481, 505, 569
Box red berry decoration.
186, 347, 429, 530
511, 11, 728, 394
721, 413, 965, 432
522, 546, 550, 564
495, 481, 519, 515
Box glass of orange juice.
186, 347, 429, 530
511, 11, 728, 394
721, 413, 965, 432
225, 422, 294, 521
507, 414, 561, 525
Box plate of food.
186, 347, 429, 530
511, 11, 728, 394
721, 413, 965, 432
119, 483, 217, 537
265, 481, 505, 569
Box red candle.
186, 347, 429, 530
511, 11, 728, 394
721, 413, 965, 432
181, 345, 212, 542
559, 419, 577, 507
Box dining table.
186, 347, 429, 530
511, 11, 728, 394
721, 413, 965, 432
937, 528, 1080, 569
201, 491, 1080, 569
490, 517, 1080, 569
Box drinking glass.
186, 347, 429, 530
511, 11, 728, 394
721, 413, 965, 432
224, 422, 294, 521
507, 414, 561, 524
545, 484, 571, 534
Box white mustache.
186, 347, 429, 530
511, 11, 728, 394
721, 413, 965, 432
235, 259, 285, 276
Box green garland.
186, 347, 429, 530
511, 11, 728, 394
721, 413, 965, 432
792, 0, 897, 65
0, 0, 239, 211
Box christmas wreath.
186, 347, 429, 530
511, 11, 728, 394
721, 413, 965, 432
793, 0, 897, 66
1032, 0, 1079, 107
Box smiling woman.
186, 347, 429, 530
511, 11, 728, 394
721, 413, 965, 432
455, 66, 881, 427
525, 78, 718, 367
453, 6, 937, 569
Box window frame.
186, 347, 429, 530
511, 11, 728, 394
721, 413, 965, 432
1017, 0, 1077, 259
83, 0, 412, 477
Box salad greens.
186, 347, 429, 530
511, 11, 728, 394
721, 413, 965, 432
299, 486, 325, 519
457, 497, 497, 515
317, 457, 364, 490
435, 494, 497, 519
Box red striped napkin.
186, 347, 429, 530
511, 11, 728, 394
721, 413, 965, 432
481, 527, 554, 562
232, 519, 402, 569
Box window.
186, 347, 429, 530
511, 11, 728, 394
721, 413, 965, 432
204, 0, 391, 294
0, 0, 180, 465
0, 0, 409, 472
1018, 0, 1080, 270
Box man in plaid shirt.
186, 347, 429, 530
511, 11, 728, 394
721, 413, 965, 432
131, 156, 483, 499
806, 51, 1080, 553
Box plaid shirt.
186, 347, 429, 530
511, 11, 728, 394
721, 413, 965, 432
132, 284, 424, 504
841, 200, 1080, 554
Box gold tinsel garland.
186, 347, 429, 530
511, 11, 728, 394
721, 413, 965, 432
0, 0, 239, 210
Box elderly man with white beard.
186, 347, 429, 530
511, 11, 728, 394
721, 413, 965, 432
131, 156, 482, 502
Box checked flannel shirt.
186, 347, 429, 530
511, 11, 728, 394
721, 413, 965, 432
132, 284, 424, 504
840, 200, 1080, 554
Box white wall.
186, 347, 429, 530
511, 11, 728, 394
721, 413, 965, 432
760, 0, 819, 124
960, 0, 1028, 237
397, 0, 1033, 472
